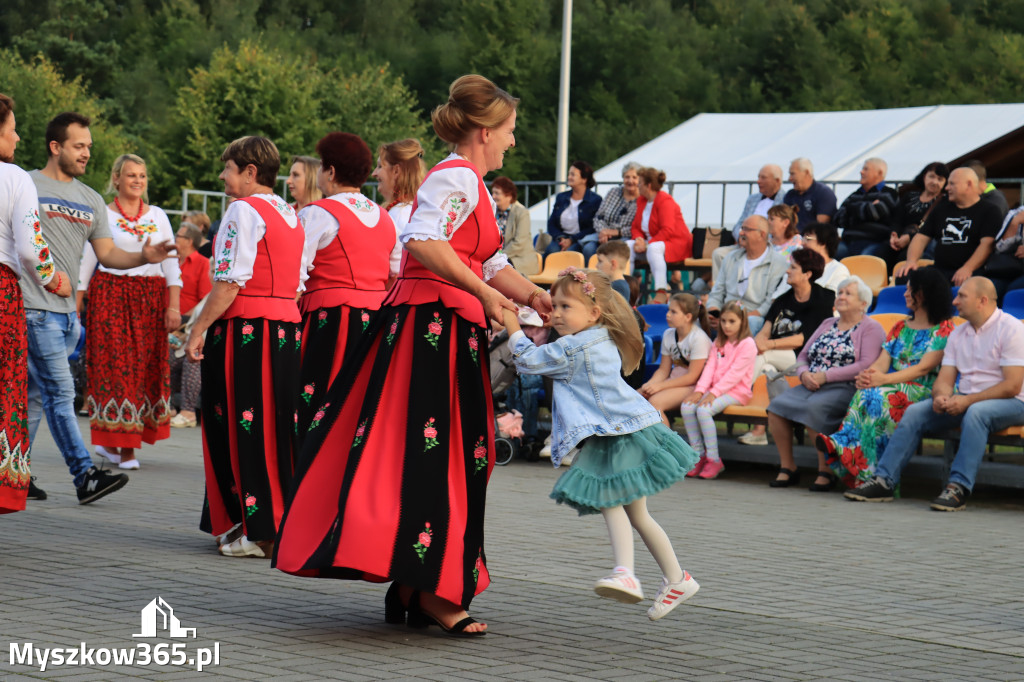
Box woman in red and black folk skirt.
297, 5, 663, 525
0, 93, 72, 512
274, 75, 552, 636
184, 136, 305, 559
78, 154, 182, 469
295, 132, 395, 433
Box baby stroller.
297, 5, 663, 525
489, 329, 518, 466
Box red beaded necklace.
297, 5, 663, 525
114, 196, 145, 222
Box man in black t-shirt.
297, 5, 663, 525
895, 168, 1000, 285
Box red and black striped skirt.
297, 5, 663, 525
85, 272, 170, 448
0, 265, 30, 513
274, 302, 495, 609
199, 317, 302, 543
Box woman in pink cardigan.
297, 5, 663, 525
767, 276, 885, 491
680, 302, 757, 479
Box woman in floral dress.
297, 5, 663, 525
817, 267, 954, 486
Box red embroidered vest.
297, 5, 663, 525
299, 197, 396, 315
221, 196, 304, 323
386, 159, 502, 326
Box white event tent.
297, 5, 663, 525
529, 103, 1024, 234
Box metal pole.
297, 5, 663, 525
554, 0, 572, 192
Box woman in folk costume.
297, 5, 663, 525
274, 75, 552, 636
78, 153, 182, 469
0, 93, 72, 512
184, 136, 306, 559
296, 132, 395, 433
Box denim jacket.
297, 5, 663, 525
509, 326, 661, 467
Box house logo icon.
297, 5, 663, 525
133, 597, 197, 639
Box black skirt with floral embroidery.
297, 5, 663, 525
273, 301, 495, 610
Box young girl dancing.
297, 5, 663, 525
680, 302, 757, 479
639, 293, 713, 425
504, 268, 701, 621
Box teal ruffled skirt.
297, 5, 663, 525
550, 423, 700, 515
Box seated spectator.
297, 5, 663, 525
835, 157, 900, 259
767, 204, 802, 258
738, 249, 835, 445
593, 161, 641, 244
895, 168, 1001, 286
492, 176, 538, 276
880, 162, 948, 270
845, 277, 1024, 511
766, 276, 885, 490
707, 215, 787, 335
174, 222, 211, 318
711, 164, 783, 282
775, 222, 849, 294
965, 159, 1009, 219
784, 158, 837, 234
639, 292, 712, 425
818, 267, 954, 487
544, 160, 602, 260
987, 206, 1024, 296
629, 167, 693, 303
595, 239, 632, 301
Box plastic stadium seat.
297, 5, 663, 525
1003, 290, 1024, 319
871, 286, 910, 314
528, 251, 585, 285
637, 304, 669, 350
870, 313, 909, 336
841, 255, 888, 296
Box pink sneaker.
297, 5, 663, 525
593, 567, 644, 603
699, 459, 725, 479
686, 455, 708, 478
647, 571, 700, 620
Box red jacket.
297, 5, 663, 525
632, 191, 692, 262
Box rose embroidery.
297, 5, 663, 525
212, 325, 224, 345
301, 383, 315, 405
424, 312, 443, 350
424, 417, 439, 451
441, 194, 468, 239
241, 322, 255, 346
244, 494, 258, 517
309, 403, 331, 431
412, 522, 433, 562
361, 310, 370, 332
293, 409, 299, 435
386, 314, 400, 346
473, 551, 484, 584
468, 329, 479, 364
294, 328, 302, 351
239, 407, 255, 433
277, 326, 287, 349
346, 196, 373, 211
317, 308, 328, 329
472, 436, 488, 473
352, 419, 368, 448
215, 223, 238, 274
214, 404, 224, 422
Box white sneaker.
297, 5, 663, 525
539, 435, 552, 459
647, 571, 700, 621
214, 522, 244, 546
594, 567, 644, 603
560, 447, 579, 467
95, 446, 120, 464
219, 536, 268, 558
118, 458, 140, 470
737, 431, 768, 446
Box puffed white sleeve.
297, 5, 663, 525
11, 171, 55, 286
401, 166, 480, 243
481, 251, 511, 282
297, 204, 339, 281
212, 201, 262, 286
154, 208, 182, 287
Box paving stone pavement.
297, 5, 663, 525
3, 418, 1024, 681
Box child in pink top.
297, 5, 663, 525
681, 302, 757, 479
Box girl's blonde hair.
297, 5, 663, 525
550, 268, 644, 373
106, 153, 148, 202
377, 138, 426, 203
669, 292, 711, 336
716, 302, 751, 346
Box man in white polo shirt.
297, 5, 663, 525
845, 277, 1024, 511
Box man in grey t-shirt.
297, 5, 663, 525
24, 112, 173, 504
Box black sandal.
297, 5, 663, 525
384, 582, 407, 624
406, 592, 487, 637
769, 467, 800, 488
808, 470, 838, 492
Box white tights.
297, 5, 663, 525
628, 239, 669, 291
601, 497, 683, 582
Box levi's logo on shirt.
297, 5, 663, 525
38, 197, 95, 227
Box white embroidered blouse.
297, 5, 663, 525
298, 192, 382, 279
0, 163, 55, 285
78, 204, 182, 290
387, 202, 412, 277
402, 154, 510, 281
212, 194, 306, 289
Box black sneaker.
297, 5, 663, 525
930, 483, 968, 512
76, 467, 128, 505
27, 476, 47, 500
843, 476, 894, 502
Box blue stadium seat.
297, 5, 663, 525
643, 334, 659, 380
637, 303, 669, 351
871, 286, 910, 314
1003, 289, 1024, 319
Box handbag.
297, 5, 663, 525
692, 227, 734, 259
981, 252, 1024, 279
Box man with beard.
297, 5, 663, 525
23, 112, 173, 504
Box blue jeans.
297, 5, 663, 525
25, 309, 93, 487
876, 398, 1024, 492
